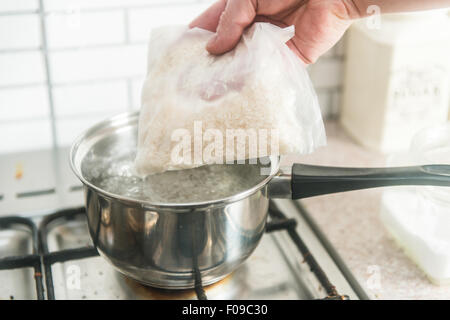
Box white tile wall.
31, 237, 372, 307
128, 3, 210, 42
55, 115, 115, 147
0, 14, 41, 50
0, 0, 38, 13
44, 0, 200, 11
308, 57, 343, 89
0, 0, 344, 154
0, 51, 45, 86
0, 85, 49, 120
49, 44, 146, 83
46, 11, 125, 48
316, 89, 331, 116
53, 81, 128, 117
309, 38, 346, 119
330, 90, 342, 117
0, 119, 53, 153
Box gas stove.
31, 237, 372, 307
0, 149, 368, 300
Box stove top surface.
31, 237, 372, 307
0, 200, 366, 300
0, 149, 367, 300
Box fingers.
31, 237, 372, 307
286, 40, 310, 65
206, 0, 258, 55
189, 0, 227, 32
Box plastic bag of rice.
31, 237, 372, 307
135, 23, 326, 176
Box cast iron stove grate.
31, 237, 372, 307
0, 216, 45, 300
266, 203, 347, 300
0, 202, 348, 300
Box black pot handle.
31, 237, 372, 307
291, 164, 450, 199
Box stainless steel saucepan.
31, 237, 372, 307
70, 112, 450, 289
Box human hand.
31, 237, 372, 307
189, 0, 361, 64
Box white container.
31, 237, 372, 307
341, 10, 450, 153
380, 123, 450, 285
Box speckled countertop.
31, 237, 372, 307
281, 120, 450, 300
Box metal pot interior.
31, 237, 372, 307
70, 112, 280, 209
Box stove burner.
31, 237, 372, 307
120, 272, 234, 300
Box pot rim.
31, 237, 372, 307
70, 112, 279, 210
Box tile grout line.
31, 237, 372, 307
38, 0, 58, 149
123, 8, 130, 44
0, 10, 39, 17
0, 41, 148, 55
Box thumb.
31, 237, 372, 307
206, 0, 257, 55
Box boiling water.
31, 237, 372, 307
81, 149, 270, 203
